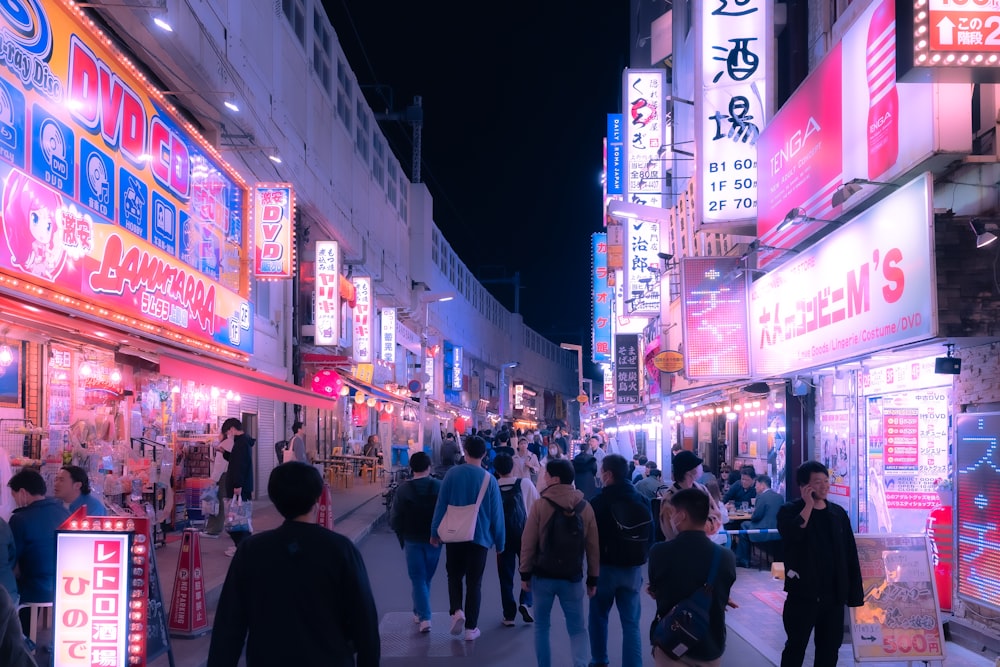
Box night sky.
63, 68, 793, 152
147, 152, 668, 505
324, 1, 630, 358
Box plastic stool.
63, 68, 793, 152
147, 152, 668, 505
17, 602, 53, 644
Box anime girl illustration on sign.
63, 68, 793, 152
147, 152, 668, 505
2, 168, 66, 281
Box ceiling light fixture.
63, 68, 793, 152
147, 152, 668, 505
153, 17, 173, 32
224, 100, 240, 113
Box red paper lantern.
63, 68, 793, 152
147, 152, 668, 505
454, 417, 467, 434
311, 369, 343, 397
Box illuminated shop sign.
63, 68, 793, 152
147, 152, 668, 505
253, 183, 295, 279
603, 366, 614, 402
897, 0, 1000, 81
451, 345, 462, 391
623, 220, 661, 315
615, 334, 641, 406
956, 412, 1000, 610
352, 276, 373, 363
514, 383, 524, 410
380, 308, 396, 363
55, 513, 158, 666
756, 0, 968, 268
592, 233, 611, 363
314, 241, 340, 345
606, 114, 625, 196
622, 69, 666, 209
751, 174, 937, 377
0, 0, 252, 354
680, 257, 750, 379
696, 0, 770, 229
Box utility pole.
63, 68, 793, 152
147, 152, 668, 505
373, 95, 423, 183
479, 270, 522, 314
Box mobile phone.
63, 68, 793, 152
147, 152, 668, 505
810, 490, 818, 500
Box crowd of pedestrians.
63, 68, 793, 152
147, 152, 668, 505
0, 418, 866, 667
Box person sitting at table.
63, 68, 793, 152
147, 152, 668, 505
723, 465, 757, 508
735, 474, 784, 567
362, 435, 382, 462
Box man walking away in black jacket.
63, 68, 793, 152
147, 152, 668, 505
389, 452, 442, 632
208, 462, 379, 667
776, 460, 863, 667
588, 454, 652, 667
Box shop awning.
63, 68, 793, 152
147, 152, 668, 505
338, 372, 406, 404
158, 350, 337, 411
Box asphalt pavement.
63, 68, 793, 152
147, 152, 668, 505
360, 525, 774, 667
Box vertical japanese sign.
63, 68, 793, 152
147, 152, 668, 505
884, 407, 919, 471
615, 334, 641, 406
606, 114, 625, 197
380, 307, 396, 363
352, 276, 373, 363
253, 183, 295, 278
603, 366, 615, 402
680, 257, 750, 378
956, 412, 1000, 609
624, 220, 661, 315
592, 233, 612, 363
696, 0, 769, 227
314, 241, 340, 345
55, 530, 131, 666
622, 69, 666, 209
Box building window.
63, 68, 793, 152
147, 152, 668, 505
312, 9, 332, 93
282, 0, 305, 44
337, 59, 353, 131
372, 136, 384, 187
253, 278, 271, 319
398, 174, 408, 218
355, 103, 370, 163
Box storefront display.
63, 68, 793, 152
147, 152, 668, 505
861, 357, 951, 534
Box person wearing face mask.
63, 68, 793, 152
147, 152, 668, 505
776, 460, 862, 667
655, 451, 722, 543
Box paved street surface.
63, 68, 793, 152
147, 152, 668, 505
143, 477, 996, 666
362, 524, 773, 667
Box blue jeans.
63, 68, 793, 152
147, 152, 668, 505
532, 576, 588, 667
404, 540, 442, 622
589, 564, 643, 667
496, 541, 532, 620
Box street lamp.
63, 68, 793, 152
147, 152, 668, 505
417, 291, 455, 454
499, 361, 518, 428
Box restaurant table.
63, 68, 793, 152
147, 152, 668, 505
317, 455, 380, 484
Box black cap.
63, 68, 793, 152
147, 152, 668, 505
672, 450, 704, 477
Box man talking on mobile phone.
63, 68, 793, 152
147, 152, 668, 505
776, 460, 863, 667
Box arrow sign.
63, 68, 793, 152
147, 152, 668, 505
937, 16, 955, 46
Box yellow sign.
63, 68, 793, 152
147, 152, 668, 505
652, 351, 685, 373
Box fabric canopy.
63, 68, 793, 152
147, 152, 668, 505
158, 350, 337, 410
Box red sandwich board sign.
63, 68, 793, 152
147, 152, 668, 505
167, 529, 210, 637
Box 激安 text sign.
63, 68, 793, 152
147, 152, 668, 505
750, 174, 937, 377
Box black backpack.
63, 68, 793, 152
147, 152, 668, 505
608, 498, 653, 565
500, 479, 527, 544
274, 440, 289, 464
535, 498, 588, 580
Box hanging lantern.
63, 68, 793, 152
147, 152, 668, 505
354, 391, 366, 404
454, 416, 467, 434
385, 403, 395, 414
311, 369, 344, 397
366, 396, 377, 408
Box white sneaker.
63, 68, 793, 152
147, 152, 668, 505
419, 620, 432, 633
224, 546, 237, 557
449, 610, 465, 635
413, 614, 420, 624
464, 627, 481, 641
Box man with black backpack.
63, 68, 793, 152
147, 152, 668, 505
389, 452, 442, 633
494, 454, 539, 626
520, 459, 600, 667
588, 454, 653, 667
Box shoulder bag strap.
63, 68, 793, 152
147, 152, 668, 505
473, 471, 491, 510
704, 546, 723, 589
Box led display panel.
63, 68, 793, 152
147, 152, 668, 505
680, 257, 749, 379
956, 412, 1000, 610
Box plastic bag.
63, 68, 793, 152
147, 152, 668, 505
224, 497, 253, 533
200, 483, 219, 517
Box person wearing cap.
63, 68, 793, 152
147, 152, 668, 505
655, 450, 722, 542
